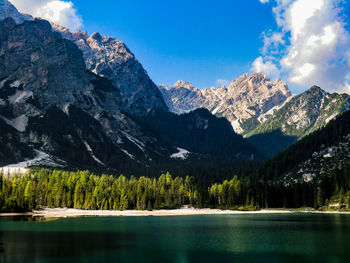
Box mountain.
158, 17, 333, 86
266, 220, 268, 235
53, 26, 167, 117
247, 86, 350, 157
258, 109, 350, 208
159, 73, 291, 134
0, 0, 32, 24
0, 17, 169, 172
0, 1, 261, 176
0, 0, 167, 117
142, 108, 261, 159
260, 109, 350, 179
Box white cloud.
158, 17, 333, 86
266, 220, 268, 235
216, 79, 230, 87
10, 0, 82, 30
259, 0, 270, 3
262, 31, 285, 55
254, 0, 350, 93
251, 56, 280, 80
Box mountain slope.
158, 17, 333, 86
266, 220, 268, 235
260, 109, 350, 180
54, 26, 168, 116
0, 17, 172, 172
0, 0, 32, 24
0, 5, 262, 175
0, 0, 167, 117
159, 73, 291, 134
247, 86, 350, 157
142, 108, 262, 159
256, 109, 350, 208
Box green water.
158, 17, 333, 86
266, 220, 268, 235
0, 213, 350, 263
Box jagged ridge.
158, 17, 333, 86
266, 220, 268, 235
159, 73, 291, 134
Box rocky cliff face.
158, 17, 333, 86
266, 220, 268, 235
0, 0, 261, 173
0, 17, 170, 170
248, 86, 350, 138
247, 86, 350, 157
260, 109, 350, 187
159, 73, 291, 134
54, 25, 168, 116
0, 0, 167, 117
0, 0, 32, 24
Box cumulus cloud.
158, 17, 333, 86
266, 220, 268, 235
259, 0, 270, 3
254, 0, 350, 93
251, 56, 280, 80
261, 31, 285, 55
10, 0, 82, 30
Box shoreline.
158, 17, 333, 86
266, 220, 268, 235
1, 208, 350, 218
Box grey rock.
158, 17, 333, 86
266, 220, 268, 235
159, 73, 291, 134
0, 0, 32, 24
53, 24, 168, 116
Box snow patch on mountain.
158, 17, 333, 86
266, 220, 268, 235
8, 90, 33, 104
9, 80, 20, 88
170, 148, 190, 160
121, 131, 145, 152
0, 78, 7, 88
83, 141, 104, 166
121, 149, 135, 160
0, 150, 65, 175
0, 114, 28, 132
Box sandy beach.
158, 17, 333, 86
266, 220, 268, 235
1, 207, 349, 218
0, 208, 293, 218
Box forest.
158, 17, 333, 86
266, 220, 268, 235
1, 165, 350, 212
0, 169, 254, 212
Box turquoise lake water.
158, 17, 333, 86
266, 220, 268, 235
0, 213, 350, 263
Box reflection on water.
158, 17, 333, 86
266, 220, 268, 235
0, 232, 4, 254
0, 214, 350, 263
3, 216, 58, 222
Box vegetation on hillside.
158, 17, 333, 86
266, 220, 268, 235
259, 110, 350, 179
247, 87, 350, 139
1, 111, 350, 213
245, 87, 350, 157
0, 169, 258, 212
1, 163, 350, 212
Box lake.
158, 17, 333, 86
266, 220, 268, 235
0, 213, 350, 263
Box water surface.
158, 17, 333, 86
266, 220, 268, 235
0, 213, 349, 263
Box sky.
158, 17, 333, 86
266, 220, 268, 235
10, 0, 350, 94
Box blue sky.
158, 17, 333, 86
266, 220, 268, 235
12, 0, 350, 93
73, 0, 276, 89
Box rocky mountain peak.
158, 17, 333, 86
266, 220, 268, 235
247, 85, 350, 157
55, 26, 168, 116
90, 32, 103, 42
158, 84, 170, 91
160, 73, 291, 134
0, 0, 32, 24
308, 85, 325, 94
0, 16, 179, 171
173, 80, 197, 91
0, 0, 262, 173
254, 72, 268, 78
0, 0, 168, 117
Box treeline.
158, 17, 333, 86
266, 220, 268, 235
0, 170, 201, 212
1, 165, 350, 212
0, 169, 259, 212
208, 176, 259, 210
264, 162, 350, 209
